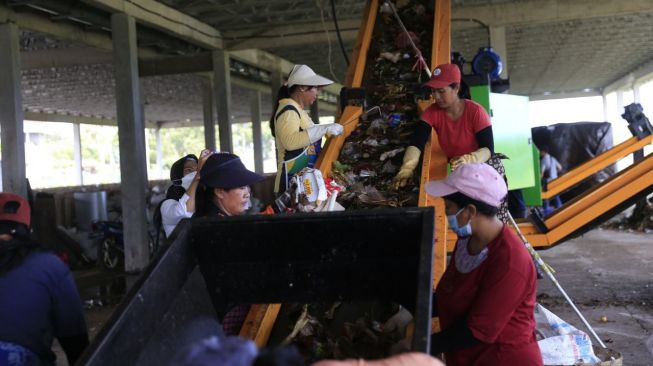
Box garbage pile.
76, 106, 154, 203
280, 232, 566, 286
332, 0, 433, 210
604, 198, 653, 232
280, 0, 434, 360
279, 303, 409, 362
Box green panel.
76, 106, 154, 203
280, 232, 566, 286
488, 93, 535, 190
522, 144, 543, 206
470, 85, 491, 112
469, 86, 536, 190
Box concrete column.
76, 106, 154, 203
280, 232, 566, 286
602, 94, 608, 121
0, 22, 27, 197
489, 26, 508, 79
112, 13, 149, 272
633, 84, 641, 104
616, 90, 624, 115
155, 123, 163, 179
310, 99, 320, 124
73, 123, 83, 185
270, 65, 284, 109
212, 50, 232, 152
202, 77, 216, 151
250, 90, 264, 173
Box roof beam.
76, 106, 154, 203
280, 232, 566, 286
229, 49, 343, 96
0, 3, 160, 57
224, 19, 360, 51
603, 58, 653, 95
78, 0, 222, 49
21, 47, 112, 69
453, 0, 653, 26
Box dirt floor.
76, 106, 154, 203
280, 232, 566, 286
54, 227, 652, 365
536, 228, 653, 365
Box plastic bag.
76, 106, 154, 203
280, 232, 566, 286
534, 303, 601, 365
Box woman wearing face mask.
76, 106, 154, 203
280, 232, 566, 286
424, 163, 542, 366
156, 150, 210, 239
270, 64, 344, 195
194, 152, 265, 336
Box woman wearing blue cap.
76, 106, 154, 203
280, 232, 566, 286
194, 152, 265, 336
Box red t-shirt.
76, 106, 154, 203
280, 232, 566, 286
436, 225, 542, 366
421, 100, 491, 159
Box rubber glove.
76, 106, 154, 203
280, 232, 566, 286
307, 123, 344, 143
392, 145, 421, 189
450, 147, 491, 171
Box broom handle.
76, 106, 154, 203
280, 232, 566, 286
507, 213, 607, 349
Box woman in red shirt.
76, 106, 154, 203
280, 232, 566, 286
424, 163, 542, 366
393, 63, 512, 221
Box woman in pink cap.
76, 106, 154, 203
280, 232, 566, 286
393, 63, 511, 221
424, 163, 542, 365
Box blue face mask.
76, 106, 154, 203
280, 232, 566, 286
447, 207, 472, 237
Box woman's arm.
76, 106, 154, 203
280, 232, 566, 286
276, 112, 311, 151
475, 126, 494, 153
185, 149, 212, 213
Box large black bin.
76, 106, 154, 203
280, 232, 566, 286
78, 208, 435, 365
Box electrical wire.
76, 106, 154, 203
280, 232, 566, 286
330, 0, 350, 66
317, 0, 342, 84
452, 18, 491, 47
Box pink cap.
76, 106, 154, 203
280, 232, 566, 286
424, 63, 461, 89
425, 163, 507, 208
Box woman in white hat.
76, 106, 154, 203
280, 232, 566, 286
270, 64, 344, 194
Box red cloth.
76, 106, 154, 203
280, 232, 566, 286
222, 304, 251, 336
421, 100, 491, 159
436, 225, 542, 366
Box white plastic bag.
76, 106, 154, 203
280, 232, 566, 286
534, 303, 601, 365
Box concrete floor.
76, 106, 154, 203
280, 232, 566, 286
536, 228, 653, 365
54, 227, 652, 365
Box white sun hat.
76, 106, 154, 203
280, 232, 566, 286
287, 65, 334, 88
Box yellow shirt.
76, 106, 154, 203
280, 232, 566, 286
274, 98, 316, 193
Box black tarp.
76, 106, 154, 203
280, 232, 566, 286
532, 122, 616, 202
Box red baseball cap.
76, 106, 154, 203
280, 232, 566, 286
424, 63, 461, 89
0, 193, 31, 227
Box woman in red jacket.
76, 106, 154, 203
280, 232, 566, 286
425, 163, 542, 365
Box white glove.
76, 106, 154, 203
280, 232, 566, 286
326, 123, 344, 136
307, 123, 343, 143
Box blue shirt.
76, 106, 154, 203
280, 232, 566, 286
0, 252, 87, 363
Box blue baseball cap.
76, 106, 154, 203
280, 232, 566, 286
200, 153, 264, 189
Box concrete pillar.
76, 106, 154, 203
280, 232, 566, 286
633, 84, 641, 104
111, 13, 149, 272
250, 90, 264, 173
212, 50, 232, 152
489, 26, 508, 79
602, 94, 608, 121
73, 123, 83, 185
310, 99, 320, 124
270, 67, 284, 108
155, 123, 163, 180
0, 22, 27, 197
202, 77, 216, 151
616, 90, 624, 115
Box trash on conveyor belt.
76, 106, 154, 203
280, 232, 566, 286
276, 0, 434, 361
331, 0, 433, 211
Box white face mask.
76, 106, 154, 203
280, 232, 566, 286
180, 171, 197, 190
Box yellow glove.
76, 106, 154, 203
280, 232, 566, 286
450, 147, 491, 171
392, 146, 421, 189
